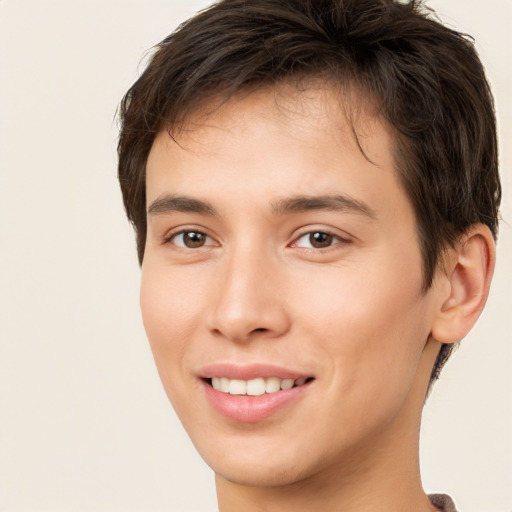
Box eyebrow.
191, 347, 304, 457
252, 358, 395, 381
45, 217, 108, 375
271, 194, 377, 219
147, 193, 376, 219
147, 195, 218, 216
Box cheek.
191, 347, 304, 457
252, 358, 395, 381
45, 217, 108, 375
295, 253, 429, 389
139, 263, 203, 384
140, 257, 206, 334
289, 260, 430, 445
139, 263, 214, 430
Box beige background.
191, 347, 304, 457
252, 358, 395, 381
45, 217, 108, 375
0, 1, 510, 511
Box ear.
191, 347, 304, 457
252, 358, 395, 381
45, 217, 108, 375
431, 224, 496, 344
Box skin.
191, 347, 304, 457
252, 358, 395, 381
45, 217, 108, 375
140, 85, 494, 512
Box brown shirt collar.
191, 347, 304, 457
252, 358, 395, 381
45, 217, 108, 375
429, 494, 458, 512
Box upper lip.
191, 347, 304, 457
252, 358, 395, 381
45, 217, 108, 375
198, 362, 313, 381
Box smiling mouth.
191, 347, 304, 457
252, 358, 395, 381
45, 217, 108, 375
204, 377, 314, 396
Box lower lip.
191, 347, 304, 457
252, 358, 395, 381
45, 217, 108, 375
202, 380, 311, 423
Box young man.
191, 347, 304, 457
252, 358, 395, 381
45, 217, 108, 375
117, 1, 500, 510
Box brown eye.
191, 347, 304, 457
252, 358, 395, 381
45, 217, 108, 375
309, 232, 333, 248
172, 230, 212, 248
294, 231, 343, 249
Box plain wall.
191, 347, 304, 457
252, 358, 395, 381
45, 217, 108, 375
0, 1, 510, 511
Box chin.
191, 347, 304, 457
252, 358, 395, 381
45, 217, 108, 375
193, 431, 330, 488
211, 457, 314, 488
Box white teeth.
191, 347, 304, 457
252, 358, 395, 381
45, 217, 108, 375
210, 376, 310, 395
280, 378, 294, 390
247, 378, 266, 396
229, 379, 247, 395
265, 377, 281, 393
220, 377, 230, 393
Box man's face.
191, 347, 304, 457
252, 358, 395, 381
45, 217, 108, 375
141, 86, 441, 486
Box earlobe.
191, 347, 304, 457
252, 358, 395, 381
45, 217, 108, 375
431, 224, 496, 344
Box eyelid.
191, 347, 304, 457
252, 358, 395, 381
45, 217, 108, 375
289, 227, 352, 249
162, 226, 219, 247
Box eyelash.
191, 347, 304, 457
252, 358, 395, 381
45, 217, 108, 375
291, 229, 350, 250
164, 229, 216, 249
163, 228, 350, 251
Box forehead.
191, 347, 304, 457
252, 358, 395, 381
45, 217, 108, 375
166, 82, 390, 163
146, 84, 403, 212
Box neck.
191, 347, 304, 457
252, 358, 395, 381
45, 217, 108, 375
216, 339, 441, 512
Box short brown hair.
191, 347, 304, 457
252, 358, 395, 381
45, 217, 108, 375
118, 0, 501, 383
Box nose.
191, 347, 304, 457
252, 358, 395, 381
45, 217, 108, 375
206, 247, 291, 343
